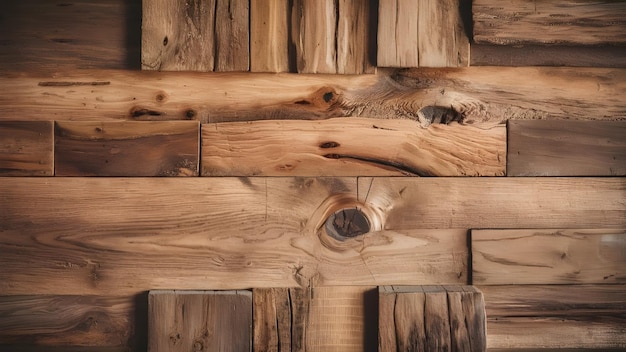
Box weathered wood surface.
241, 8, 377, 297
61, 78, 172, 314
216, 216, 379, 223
418, 0, 470, 67
214, 0, 249, 72
55, 121, 199, 176
474, 0, 626, 46
0, 121, 53, 176
481, 285, 626, 349
291, 0, 337, 74
472, 229, 626, 285
250, 0, 290, 73
201, 119, 505, 176
471, 45, 626, 68
148, 290, 252, 352
508, 120, 626, 176
0, 295, 134, 348
336, 0, 375, 74
377, 0, 419, 67
253, 288, 307, 352
1, 68, 624, 124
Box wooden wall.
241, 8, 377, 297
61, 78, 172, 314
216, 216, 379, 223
0, 0, 625, 351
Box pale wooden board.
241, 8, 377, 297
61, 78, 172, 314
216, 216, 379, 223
336, 0, 375, 74
148, 290, 252, 352
214, 0, 249, 71
253, 288, 306, 352
55, 121, 199, 176
250, 0, 289, 73
377, 0, 419, 67
201, 119, 505, 176
472, 229, 626, 285
473, 0, 626, 45
291, 0, 337, 74
0, 121, 53, 176
480, 285, 626, 349
417, 0, 469, 67
508, 120, 626, 176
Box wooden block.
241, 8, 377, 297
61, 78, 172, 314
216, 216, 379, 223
214, 0, 249, 71
55, 121, 199, 176
252, 288, 307, 352
473, 0, 626, 46
472, 229, 626, 285
336, 0, 375, 74
292, 0, 337, 73
250, 0, 290, 72
201, 119, 505, 176
0, 121, 53, 176
377, 0, 419, 67
417, 0, 469, 67
508, 120, 626, 176
148, 290, 252, 352
480, 285, 626, 349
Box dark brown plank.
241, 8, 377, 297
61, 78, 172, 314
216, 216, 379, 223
253, 288, 307, 352
214, 0, 249, 71
0, 121, 53, 176
508, 120, 626, 176
54, 121, 199, 176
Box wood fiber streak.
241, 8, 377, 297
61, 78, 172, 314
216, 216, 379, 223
0, 121, 53, 176
0, 68, 624, 124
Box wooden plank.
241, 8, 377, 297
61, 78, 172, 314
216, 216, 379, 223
0, 121, 53, 176
473, 0, 626, 46
201, 119, 505, 176
507, 120, 626, 176
292, 0, 337, 73
214, 0, 249, 71
250, 0, 290, 73
1, 68, 625, 124
148, 290, 252, 352
253, 288, 307, 352
55, 121, 199, 176
472, 229, 626, 285
0, 295, 134, 347
337, 0, 375, 74
417, 0, 469, 67
480, 285, 626, 349
377, 0, 419, 67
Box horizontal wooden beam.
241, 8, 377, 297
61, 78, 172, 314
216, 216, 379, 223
0, 121, 53, 176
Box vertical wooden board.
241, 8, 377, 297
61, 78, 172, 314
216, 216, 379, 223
142, 0, 216, 71
0, 121, 53, 176
148, 290, 252, 352
418, 0, 469, 67
250, 0, 289, 72
55, 121, 199, 176
292, 0, 337, 73
215, 0, 250, 71
377, 0, 419, 67
253, 288, 306, 352
422, 286, 451, 351
337, 0, 375, 74
377, 287, 398, 352
393, 290, 426, 351
508, 120, 626, 176
447, 291, 471, 352
472, 229, 626, 285
461, 287, 486, 352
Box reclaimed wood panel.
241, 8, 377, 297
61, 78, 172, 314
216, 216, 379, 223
291, 0, 336, 74
336, 0, 375, 74
201, 119, 505, 176
481, 285, 626, 349
55, 121, 199, 176
377, 0, 419, 67
0, 121, 53, 176
214, 0, 249, 71
1, 68, 625, 124
148, 290, 252, 352
472, 229, 626, 285
252, 288, 307, 352
508, 120, 626, 176
250, 0, 290, 72
418, 0, 469, 67
474, 0, 626, 45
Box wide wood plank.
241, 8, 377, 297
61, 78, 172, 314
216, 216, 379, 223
480, 285, 626, 349
473, 0, 626, 45
0, 121, 53, 176
508, 120, 626, 176
418, 0, 469, 67
55, 121, 199, 176
1, 68, 625, 124
201, 119, 505, 176
250, 0, 290, 73
472, 229, 626, 285
377, 0, 419, 67
148, 290, 252, 352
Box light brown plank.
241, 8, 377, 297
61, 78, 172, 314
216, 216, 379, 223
214, 0, 249, 71
0, 121, 53, 176
472, 229, 626, 285
337, 0, 375, 74
377, 0, 419, 67
480, 285, 626, 349
508, 120, 626, 176
291, 0, 337, 74
148, 290, 252, 352
1, 68, 625, 124
253, 288, 304, 352
201, 118, 505, 176
55, 121, 199, 176
250, 0, 290, 73
473, 0, 626, 45
417, 0, 469, 67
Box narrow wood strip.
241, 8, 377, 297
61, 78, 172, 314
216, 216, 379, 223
417, 0, 469, 67
292, 0, 337, 73
0, 121, 53, 176
253, 288, 306, 352
201, 118, 505, 176
377, 0, 419, 67
507, 120, 626, 176
214, 0, 249, 71
250, 0, 290, 72
337, 0, 375, 74
472, 229, 626, 285
55, 121, 199, 176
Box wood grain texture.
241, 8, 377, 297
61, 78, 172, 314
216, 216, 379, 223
481, 285, 626, 349
472, 229, 626, 285
250, 0, 290, 72
473, 0, 626, 45
337, 0, 375, 74
418, 0, 469, 67
201, 119, 505, 176
508, 120, 626, 176
1, 68, 625, 124
0, 121, 53, 176
377, 0, 419, 67
253, 288, 307, 352
148, 290, 252, 352
214, 0, 249, 71
55, 121, 199, 176
291, 0, 336, 73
